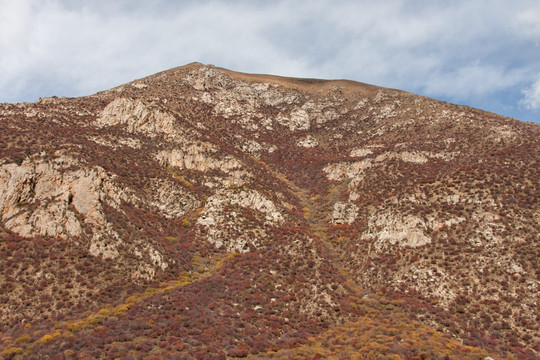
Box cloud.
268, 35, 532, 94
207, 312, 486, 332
0, 0, 315, 101
521, 75, 540, 110
422, 62, 529, 99
254, 1, 540, 101
1, 0, 540, 123
516, 3, 540, 38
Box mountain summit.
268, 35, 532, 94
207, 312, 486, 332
1, 63, 538, 359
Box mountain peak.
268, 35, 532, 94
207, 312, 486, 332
1, 64, 538, 359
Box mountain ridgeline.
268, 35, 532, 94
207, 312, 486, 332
0, 63, 538, 359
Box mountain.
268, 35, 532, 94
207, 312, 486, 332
0, 62, 538, 359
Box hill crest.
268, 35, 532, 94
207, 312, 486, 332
0, 63, 538, 359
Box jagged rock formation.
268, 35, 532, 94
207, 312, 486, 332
0, 63, 538, 359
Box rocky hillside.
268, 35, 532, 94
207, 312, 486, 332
0, 63, 538, 359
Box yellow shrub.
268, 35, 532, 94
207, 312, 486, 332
181, 218, 191, 228
38, 334, 53, 343
113, 303, 130, 315
97, 308, 110, 316
2, 347, 24, 355
67, 321, 84, 332
144, 287, 158, 295
88, 316, 103, 325
15, 335, 32, 344
125, 296, 139, 304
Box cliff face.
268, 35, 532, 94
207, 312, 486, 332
0, 63, 538, 359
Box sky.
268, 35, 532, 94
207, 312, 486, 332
1, 0, 540, 124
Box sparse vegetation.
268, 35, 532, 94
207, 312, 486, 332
0, 63, 538, 359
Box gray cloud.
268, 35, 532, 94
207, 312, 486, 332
1, 0, 539, 122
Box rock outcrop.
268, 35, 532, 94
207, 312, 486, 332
0, 62, 538, 359
197, 189, 284, 252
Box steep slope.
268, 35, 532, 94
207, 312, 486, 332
0, 63, 538, 359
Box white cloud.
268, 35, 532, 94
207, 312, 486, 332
0, 0, 539, 123
422, 62, 529, 99
516, 3, 540, 38
521, 75, 540, 110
